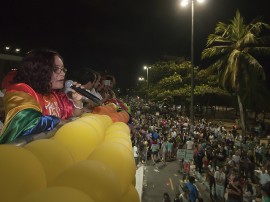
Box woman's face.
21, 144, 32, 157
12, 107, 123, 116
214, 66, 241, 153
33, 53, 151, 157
51, 56, 66, 90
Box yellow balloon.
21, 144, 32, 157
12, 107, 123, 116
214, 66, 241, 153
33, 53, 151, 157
105, 130, 131, 140
24, 139, 75, 185
105, 122, 130, 136
18, 187, 94, 202
132, 176, 136, 187
17, 187, 94, 202
104, 137, 132, 153
53, 121, 100, 162
88, 142, 136, 195
0, 145, 46, 202
81, 113, 112, 129
75, 116, 105, 143
51, 160, 121, 202
120, 185, 140, 202
100, 114, 113, 128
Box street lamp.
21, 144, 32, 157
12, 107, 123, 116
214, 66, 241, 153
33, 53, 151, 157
180, 0, 205, 135
138, 77, 145, 81
143, 66, 151, 98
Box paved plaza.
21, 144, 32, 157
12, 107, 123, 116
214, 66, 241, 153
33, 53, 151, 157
136, 159, 212, 202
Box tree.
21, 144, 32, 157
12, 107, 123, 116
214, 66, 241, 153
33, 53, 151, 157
201, 10, 270, 135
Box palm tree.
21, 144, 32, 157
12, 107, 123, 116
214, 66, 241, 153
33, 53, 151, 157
201, 10, 270, 136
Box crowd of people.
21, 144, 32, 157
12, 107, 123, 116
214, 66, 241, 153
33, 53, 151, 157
127, 98, 270, 202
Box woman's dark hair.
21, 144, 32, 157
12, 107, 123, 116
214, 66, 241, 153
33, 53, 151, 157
13, 49, 62, 94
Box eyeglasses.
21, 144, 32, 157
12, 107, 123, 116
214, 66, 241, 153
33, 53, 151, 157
53, 66, 67, 74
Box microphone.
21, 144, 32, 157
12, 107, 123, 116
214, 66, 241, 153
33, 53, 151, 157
65, 80, 101, 105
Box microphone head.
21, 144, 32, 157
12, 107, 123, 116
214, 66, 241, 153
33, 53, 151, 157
65, 80, 73, 88
64, 80, 74, 94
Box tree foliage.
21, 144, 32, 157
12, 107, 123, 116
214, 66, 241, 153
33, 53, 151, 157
201, 10, 270, 132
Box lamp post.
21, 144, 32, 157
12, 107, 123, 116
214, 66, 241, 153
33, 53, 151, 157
180, 0, 204, 135
143, 66, 151, 98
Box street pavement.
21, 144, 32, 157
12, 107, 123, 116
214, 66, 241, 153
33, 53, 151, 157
140, 159, 212, 202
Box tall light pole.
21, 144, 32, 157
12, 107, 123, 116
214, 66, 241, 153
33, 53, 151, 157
180, 0, 204, 135
143, 66, 151, 98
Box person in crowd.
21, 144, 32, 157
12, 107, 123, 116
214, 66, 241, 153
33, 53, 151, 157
206, 165, 216, 199
96, 76, 113, 104
161, 138, 168, 165
0, 49, 84, 143
90, 72, 111, 104
132, 142, 139, 167
259, 166, 270, 186
167, 139, 173, 159
243, 179, 254, 202
70, 67, 98, 111
232, 150, 241, 165
186, 176, 198, 202
196, 146, 204, 174
142, 139, 149, 164
261, 181, 270, 202
87, 71, 112, 106
186, 137, 194, 150
151, 139, 159, 165
179, 186, 190, 202
215, 166, 226, 200
89, 72, 130, 114
255, 145, 261, 165
226, 176, 243, 202
246, 150, 256, 182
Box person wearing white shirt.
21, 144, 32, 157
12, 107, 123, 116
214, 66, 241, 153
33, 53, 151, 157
260, 167, 270, 186
232, 150, 241, 164
133, 144, 139, 166
186, 138, 194, 150
171, 130, 177, 138
214, 167, 226, 200
209, 133, 214, 143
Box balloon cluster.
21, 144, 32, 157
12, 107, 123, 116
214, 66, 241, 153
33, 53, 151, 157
92, 103, 130, 123
0, 105, 139, 202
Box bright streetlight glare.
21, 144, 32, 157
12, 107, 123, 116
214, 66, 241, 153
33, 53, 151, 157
5, 46, 10, 50
197, 0, 204, 3
180, 0, 189, 7
143, 66, 151, 98
181, 0, 204, 7
15, 48, 20, 52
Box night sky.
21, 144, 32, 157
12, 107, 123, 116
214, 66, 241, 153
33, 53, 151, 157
1, 0, 269, 89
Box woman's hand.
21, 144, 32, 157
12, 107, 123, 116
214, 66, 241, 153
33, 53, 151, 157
69, 81, 83, 102
68, 81, 84, 116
